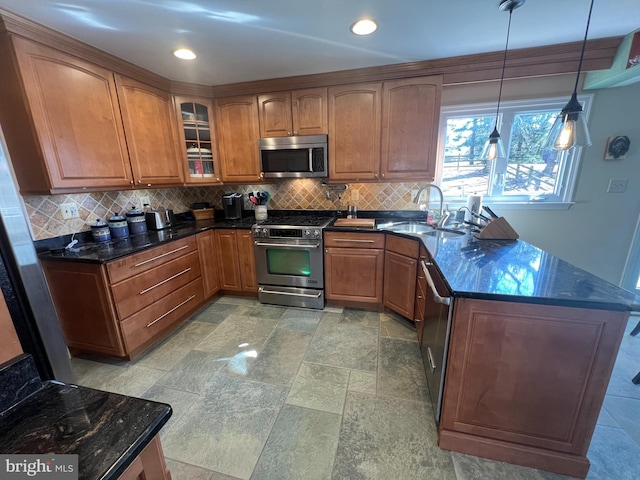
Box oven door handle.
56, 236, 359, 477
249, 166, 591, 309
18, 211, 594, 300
254, 242, 320, 249
259, 287, 322, 299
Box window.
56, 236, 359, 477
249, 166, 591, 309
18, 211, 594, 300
438, 96, 591, 206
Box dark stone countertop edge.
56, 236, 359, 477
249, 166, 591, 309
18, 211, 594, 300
0, 379, 172, 480
98, 396, 172, 480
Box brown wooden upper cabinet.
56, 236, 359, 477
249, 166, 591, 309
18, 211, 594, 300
258, 88, 328, 137
381, 76, 442, 181
115, 75, 184, 188
328, 76, 442, 183
0, 36, 134, 193
328, 82, 382, 182
173, 96, 221, 184
215, 95, 262, 183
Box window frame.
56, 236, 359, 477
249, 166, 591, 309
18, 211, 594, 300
437, 95, 592, 209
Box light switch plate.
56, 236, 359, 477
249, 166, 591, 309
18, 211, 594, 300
139, 195, 151, 207
60, 203, 79, 219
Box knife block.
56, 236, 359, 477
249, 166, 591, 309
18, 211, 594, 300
474, 217, 519, 240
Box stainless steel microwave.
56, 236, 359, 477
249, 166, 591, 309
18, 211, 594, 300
259, 134, 328, 178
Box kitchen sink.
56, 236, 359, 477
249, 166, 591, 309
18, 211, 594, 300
377, 221, 465, 237
422, 229, 465, 238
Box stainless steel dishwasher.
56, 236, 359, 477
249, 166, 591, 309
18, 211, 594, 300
420, 258, 454, 423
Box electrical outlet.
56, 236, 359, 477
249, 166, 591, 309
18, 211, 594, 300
607, 179, 628, 193
139, 195, 151, 207
60, 203, 79, 219
351, 189, 360, 202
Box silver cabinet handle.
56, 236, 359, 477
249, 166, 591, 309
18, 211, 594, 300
139, 268, 191, 294
420, 260, 450, 305
332, 238, 375, 243
259, 287, 322, 299
254, 242, 320, 248
146, 295, 195, 328
134, 244, 189, 267
426, 346, 436, 373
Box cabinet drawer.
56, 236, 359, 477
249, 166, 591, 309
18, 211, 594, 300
112, 251, 201, 319
107, 237, 197, 284
120, 279, 203, 354
324, 231, 384, 249
386, 234, 419, 258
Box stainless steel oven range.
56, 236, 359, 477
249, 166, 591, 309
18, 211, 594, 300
252, 216, 333, 309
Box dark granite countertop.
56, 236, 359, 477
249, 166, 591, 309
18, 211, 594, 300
38, 217, 257, 264
37, 210, 638, 311
0, 355, 172, 480
325, 214, 639, 312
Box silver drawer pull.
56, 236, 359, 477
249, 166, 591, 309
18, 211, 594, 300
146, 295, 196, 328
134, 244, 189, 267
332, 239, 375, 243
259, 287, 322, 299
254, 242, 320, 248
420, 260, 451, 305
139, 268, 191, 294
426, 346, 436, 373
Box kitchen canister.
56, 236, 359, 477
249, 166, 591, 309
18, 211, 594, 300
126, 206, 147, 234
108, 214, 129, 239
91, 219, 111, 243
255, 205, 268, 221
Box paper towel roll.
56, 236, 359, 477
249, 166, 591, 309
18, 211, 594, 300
465, 195, 482, 222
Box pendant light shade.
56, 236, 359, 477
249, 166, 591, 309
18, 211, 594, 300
481, 0, 524, 161
544, 0, 594, 151
482, 127, 506, 161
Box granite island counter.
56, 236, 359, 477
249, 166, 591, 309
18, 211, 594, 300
0, 355, 172, 480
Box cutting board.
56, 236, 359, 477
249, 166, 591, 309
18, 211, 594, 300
334, 218, 376, 228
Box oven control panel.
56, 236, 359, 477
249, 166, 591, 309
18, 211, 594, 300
252, 226, 322, 239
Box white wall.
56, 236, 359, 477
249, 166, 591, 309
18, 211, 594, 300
443, 76, 640, 285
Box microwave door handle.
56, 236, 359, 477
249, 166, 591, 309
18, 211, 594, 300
309, 148, 313, 172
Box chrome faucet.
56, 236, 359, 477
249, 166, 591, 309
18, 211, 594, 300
413, 183, 448, 228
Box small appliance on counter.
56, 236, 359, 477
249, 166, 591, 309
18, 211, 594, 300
222, 193, 243, 220
145, 207, 176, 230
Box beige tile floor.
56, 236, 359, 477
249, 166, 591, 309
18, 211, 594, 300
71, 298, 640, 480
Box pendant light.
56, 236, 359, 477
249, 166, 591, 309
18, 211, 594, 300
482, 0, 525, 161
544, 0, 594, 151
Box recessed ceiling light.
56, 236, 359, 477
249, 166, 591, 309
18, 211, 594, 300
173, 48, 196, 60
350, 19, 377, 36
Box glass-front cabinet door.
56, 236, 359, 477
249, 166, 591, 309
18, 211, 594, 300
173, 96, 221, 184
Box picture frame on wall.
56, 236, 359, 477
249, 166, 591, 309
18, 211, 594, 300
604, 135, 631, 160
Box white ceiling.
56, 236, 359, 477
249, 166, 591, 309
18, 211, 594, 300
0, 0, 638, 86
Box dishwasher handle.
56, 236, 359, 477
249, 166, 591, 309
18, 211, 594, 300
420, 260, 451, 305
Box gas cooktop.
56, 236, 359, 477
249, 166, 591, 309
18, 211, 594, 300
255, 215, 334, 228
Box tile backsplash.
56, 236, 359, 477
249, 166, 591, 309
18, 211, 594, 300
23, 179, 431, 240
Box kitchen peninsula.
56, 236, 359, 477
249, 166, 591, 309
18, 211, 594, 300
37, 209, 637, 478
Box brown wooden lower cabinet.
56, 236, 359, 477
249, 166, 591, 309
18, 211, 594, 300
118, 435, 171, 480
42, 237, 207, 359
214, 229, 258, 293
197, 230, 221, 298
439, 297, 629, 478
324, 232, 384, 305
383, 235, 419, 319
